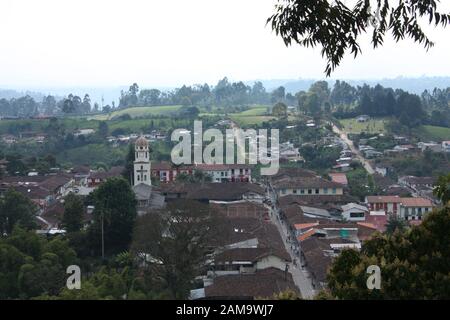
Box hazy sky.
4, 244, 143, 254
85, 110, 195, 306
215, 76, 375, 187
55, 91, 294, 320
1, 0, 450, 88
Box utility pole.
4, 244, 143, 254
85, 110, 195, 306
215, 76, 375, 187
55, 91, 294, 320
101, 211, 105, 260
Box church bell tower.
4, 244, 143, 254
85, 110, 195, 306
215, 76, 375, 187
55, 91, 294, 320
133, 136, 151, 186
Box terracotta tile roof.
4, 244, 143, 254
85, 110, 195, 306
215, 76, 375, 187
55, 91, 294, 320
366, 195, 402, 203
195, 163, 251, 171
273, 176, 343, 189
294, 222, 320, 230
210, 202, 267, 219
356, 222, 377, 230
204, 268, 298, 299
39, 174, 73, 191
187, 183, 265, 201
12, 185, 52, 199
278, 194, 358, 207
214, 247, 291, 264
41, 201, 65, 227
329, 173, 348, 185
212, 217, 285, 253
400, 197, 433, 207
297, 228, 317, 242
271, 167, 317, 181
364, 213, 388, 233
151, 161, 174, 171
89, 166, 124, 180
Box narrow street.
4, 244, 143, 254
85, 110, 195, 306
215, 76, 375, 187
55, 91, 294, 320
231, 119, 316, 298
265, 186, 316, 299
331, 124, 375, 175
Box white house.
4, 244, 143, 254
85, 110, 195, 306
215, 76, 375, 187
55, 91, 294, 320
399, 197, 433, 221
442, 141, 450, 153
341, 203, 368, 222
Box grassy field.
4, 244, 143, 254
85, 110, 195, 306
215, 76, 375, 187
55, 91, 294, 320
230, 115, 276, 126
237, 106, 269, 116
87, 105, 182, 120
339, 117, 388, 134
416, 125, 450, 141
228, 105, 274, 126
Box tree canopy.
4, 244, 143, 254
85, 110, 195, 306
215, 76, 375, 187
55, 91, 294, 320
268, 0, 450, 76
327, 205, 450, 299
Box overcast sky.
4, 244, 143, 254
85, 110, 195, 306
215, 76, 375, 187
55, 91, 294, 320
1, 0, 450, 89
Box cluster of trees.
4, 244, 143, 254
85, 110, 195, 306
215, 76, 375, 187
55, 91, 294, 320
300, 144, 341, 172
385, 150, 450, 178
330, 83, 450, 129
0, 227, 78, 299
327, 205, 450, 299
324, 176, 450, 299
0, 189, 37, 235
0, 172, 219, 299
118, 78, 295, 109
422, 88, 450, 127
346, 165, 375, 201
0, 93, 99, 117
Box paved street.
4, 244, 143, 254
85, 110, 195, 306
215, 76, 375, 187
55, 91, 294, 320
265, 187, 316, 299
332, 124, 375, 174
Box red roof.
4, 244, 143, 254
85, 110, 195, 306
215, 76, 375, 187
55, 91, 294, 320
297, 228, 317, 242
400, 197, 433, 207
329, 173, 348, 185
366, 195, 402, 203
364, 213, 388, 233
294, 222, 319, 230
195, 163, 251, 171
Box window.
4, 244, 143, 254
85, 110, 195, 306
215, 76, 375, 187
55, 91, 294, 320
144, 175, 147, 181
300, 189, 305, 194
281, 189, 287, 195
137, 176, 140, 181
293, 189, 297, 194
141, 165, 143, 170
324, 188, 328, 194
308, 189, 312, 194
350, 212, 365, 218
332, 188, 337, 194
315, 189, 319, 194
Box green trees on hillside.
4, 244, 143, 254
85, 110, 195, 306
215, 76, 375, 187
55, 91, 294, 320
0, 189, 37, 235
0, 228, 77, 299
327, 189, 450, 299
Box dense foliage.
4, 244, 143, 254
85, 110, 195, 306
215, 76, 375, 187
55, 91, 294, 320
327, 205, 450, 299
268, 0, 450, 76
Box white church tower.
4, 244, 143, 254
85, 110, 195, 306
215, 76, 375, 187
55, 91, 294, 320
133, 136, 151, 186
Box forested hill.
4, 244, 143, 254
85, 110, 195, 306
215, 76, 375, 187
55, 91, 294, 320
257, 76, 450, 95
